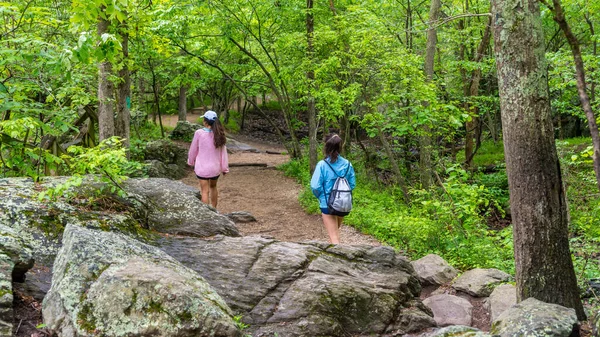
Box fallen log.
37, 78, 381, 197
229, 163, 268, 167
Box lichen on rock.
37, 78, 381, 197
43, 224, 241, 337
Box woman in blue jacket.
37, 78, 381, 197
310, 134, 356, 244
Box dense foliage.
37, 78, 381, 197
1, 0, 600, 290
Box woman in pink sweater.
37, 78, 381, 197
187, 110, 229, 208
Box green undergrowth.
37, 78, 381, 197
281, 138, 600, 283
467, 138, 600, 286
279, 156, 515, 273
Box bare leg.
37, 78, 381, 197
322, 214, 340, 244
199, 179, 210, 205
336, 216, 343, 229
209, 179, 219, 208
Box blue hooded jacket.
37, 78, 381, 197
310, 156, 356, 209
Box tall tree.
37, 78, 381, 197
420, 0, 441, 188
97, 11, 115, 142
492, 0, 585, 320
541, 0, 600, 193
116, 21, 131, 148
307, 0, 317, 174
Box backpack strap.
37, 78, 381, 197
324, 159, 350, 178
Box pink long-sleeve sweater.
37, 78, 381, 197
187, 128, 229, 178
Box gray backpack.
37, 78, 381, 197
324, 161, 353, 216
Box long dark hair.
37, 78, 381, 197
324, 133, 342, 163
205, 117, 227, 148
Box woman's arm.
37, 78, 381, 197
310, 162, 324, 198
347, 163, 357, 190
187, 131, 200, 166
221, 146, 229, 174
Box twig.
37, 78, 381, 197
15, 319, 22, 334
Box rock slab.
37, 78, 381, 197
423, 294, 473, 327
491, 297, 578, 337
421, 325, 497, 337
43, 224, 240, 337
485, 284, 516, 322
159, 236, 436, 337
0, 224, 35, 336
452, 268, 511, 297
123, 178, 240, 237
411, 254, 458, 286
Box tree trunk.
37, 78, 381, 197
379, 127, 410, 202
465, 17, 492, 169
307, 0, 318, 174
491, 0, 586, 320
546, 0, 600, 193
420, 0, 441, 189
116, 26, 131, 148
97, 14, 115, 142
178, 85, 188, 122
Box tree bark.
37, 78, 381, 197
116, 26, 131, 148
178, 85, 188, 122
97, 14, 115, 142
307, 0, 318, 174
544, 0, 600, 193
420, 0, 441, 189
491, 0, 586, 320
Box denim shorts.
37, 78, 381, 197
196, 174, 220, 181
321, 207, 349, 217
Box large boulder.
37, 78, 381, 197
0, 224, 35, 336
452, 268, 511, 297
144, 139, 188, 180
411, 254, 458, 286
43, 224, 240, 337
170, 121, 202, 141
485, 284, 516, 322
422, 294, 473, 327
123, 178, 240, 237
159, 236, 436, 336
491, 298, 578, 337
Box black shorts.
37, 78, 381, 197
196, 174, 220, 181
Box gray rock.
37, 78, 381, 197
43, 224, 240, 337
452, 268, 511, 297
485, 284, 516, 322
0, 224, 35, 336
227, 138, 260, 153
421, 325, 497, 337
411, 254, 458, 286
491, 298, 578, 337
145, 160, 187, 180
158, 236, 436, 336
423, 294, 473, 327
144, 139, 188, 180
170, 121, 202, 141
123, 178, 240, 237
225, 211, 257, 223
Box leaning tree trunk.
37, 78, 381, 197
116, 25, 131, 148
492, 0, 586, 320
307, 0, 318, 175
97, 14, 115, 142
545, 0, 600, 193
420, 0, 441, 189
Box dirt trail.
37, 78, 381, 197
180, 134, 380, 245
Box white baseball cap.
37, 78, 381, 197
201, 110, 218, 121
